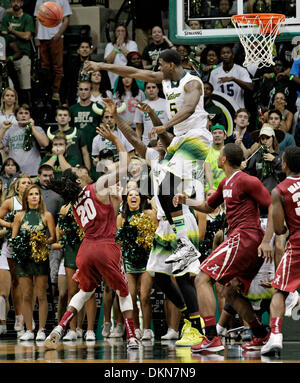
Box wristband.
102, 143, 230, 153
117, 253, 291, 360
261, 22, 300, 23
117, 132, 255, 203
114, 48, 120, 53
51, 155, 57, 161
290, 75, 295, 81
213, 65, 216, 70
270, 73, 274, 78
9, 56, 13, 62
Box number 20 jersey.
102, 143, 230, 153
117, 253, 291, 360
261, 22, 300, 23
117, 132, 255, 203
72, 184, 116, 240
276, 176, 300, 238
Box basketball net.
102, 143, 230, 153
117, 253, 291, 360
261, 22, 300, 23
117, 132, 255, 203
231, 13, 285, 68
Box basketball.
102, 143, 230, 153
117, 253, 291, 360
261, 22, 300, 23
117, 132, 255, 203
37, 2, 63, 28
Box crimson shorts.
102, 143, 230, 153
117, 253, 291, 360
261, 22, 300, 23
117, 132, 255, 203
76, 238, 129, 297
200, 228, 264, 295
272, 235, 300, 293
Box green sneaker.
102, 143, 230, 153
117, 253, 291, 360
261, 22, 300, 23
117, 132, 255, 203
176, 327, 205, 347
180, 319, 191, 337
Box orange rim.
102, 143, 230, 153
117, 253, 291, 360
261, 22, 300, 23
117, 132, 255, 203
232, 13, 285, 27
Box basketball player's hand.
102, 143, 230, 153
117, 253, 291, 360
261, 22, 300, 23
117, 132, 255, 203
173, 193, 186, 207
97, 124, 117, 142
258, 240, 273, 262
102, 98, 117, 115
83, 60, 102, 74
136, 101, 152, 114
149, 125, 167, 139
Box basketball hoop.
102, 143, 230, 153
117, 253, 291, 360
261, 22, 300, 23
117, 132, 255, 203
231, 13, 285, 68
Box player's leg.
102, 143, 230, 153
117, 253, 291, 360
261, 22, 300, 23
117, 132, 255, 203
45, 288, 95, 349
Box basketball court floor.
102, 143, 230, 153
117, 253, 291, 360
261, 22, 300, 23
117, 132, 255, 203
0, 337, 300, 363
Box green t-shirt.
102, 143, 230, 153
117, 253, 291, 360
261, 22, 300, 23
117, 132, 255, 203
2, 13, 34, 56
69, 102, 102, 154
51, 127, 87, 167
204, 146, 226, 191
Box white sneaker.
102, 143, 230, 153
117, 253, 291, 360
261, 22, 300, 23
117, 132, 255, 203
85, 330, 96, 341
14, 315, 24, 331
45, 326, 63, 349
0, 324, 7, 335
165, 238, 200, 265
76, 327, 83, 338
127, 337, 140, 349
285, 291, 299, 316
109, 323, 125, 338
261, 333, 283, 355
142, 329, 154, 340
161, 328, 179, 340
63, 330, 77, 341
36, 329, 46, 341
101, 322, 112, 337
17, 330, 25, 339
135, 328, 142, 340
19, 330, 34, 341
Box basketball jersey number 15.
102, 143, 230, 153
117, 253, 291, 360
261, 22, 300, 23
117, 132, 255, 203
76, 198, 97, 227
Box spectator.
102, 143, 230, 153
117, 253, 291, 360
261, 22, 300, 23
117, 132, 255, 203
113, 76, 145, 128
0, 87, 18, 128
1, 33, 23, 91
263, 92, 294, 133
11, 184, 55, 341
142, 25, 175, 70
113, 51, 145, 93
267, 109, 296, 152
116, 188, 157, 340
199, 46, 220, 82
1, 0, 34, 105
204, 123, 226, 191
89, 70, 112, 108
215, 0, 234, 29
209, 45, 253, 108
69, 80, 102, 161
226, 108, 254, 159
48, 106, 91, 172
0, 157, 20, 195
246, 124, 285, 193
134, 83, 169, 145
104, 23, 138, 89
203, 81, 227, 130
34, 0, 72, 103
0, 104, 49, 176
176, 45, 194, 73
61, 38, 94, 107
92, 108, 134, 164
41, 132, 72, 179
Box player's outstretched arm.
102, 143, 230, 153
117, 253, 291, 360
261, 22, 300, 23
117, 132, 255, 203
95, 125, 128, 194
173, 193, 214, 213
83, 61, 163, 84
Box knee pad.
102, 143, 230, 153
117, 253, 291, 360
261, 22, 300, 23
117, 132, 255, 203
69, 289, 95, 312
116, 291, 133, 312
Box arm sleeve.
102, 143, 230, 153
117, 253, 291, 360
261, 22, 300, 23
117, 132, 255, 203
241, 175, 271, 208
207, 179, 225, 209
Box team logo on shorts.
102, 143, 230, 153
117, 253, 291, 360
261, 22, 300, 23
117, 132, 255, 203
206, 264, 220, 274
273, 274, 281, 285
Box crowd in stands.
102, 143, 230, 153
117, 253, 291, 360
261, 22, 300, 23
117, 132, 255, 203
0, 0, 300, 346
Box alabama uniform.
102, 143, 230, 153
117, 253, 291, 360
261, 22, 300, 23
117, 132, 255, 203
272, 176, 300, 292
200, 170, 271, 294
72, 184, 129, 296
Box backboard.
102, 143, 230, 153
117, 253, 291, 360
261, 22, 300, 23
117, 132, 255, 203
169, 0, 300, 44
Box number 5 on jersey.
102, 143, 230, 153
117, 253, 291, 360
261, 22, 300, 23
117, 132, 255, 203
170, 102, 178, 116
76, 198, 97, 227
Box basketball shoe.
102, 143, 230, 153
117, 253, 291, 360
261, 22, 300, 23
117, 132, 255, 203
261, 333, 283, 355
165, 238, 200, 266
242, 333, 270, 351
191, 336, 224, 353
45, 326, 64, 349
175, 326, 205, 347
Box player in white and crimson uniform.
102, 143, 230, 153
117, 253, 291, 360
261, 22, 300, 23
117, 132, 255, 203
209, 45, 253, 108
261, 147, 300, 355
84, 50, 213, 274
45, 125, 139, 350
173, 143, 274, 353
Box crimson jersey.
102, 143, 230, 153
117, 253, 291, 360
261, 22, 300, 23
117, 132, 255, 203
207, 171, 271, 235
276, 176, 300, 237
72, 184, 116, 240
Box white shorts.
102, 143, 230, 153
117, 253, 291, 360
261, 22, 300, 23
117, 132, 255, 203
58, 258, 66, 276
